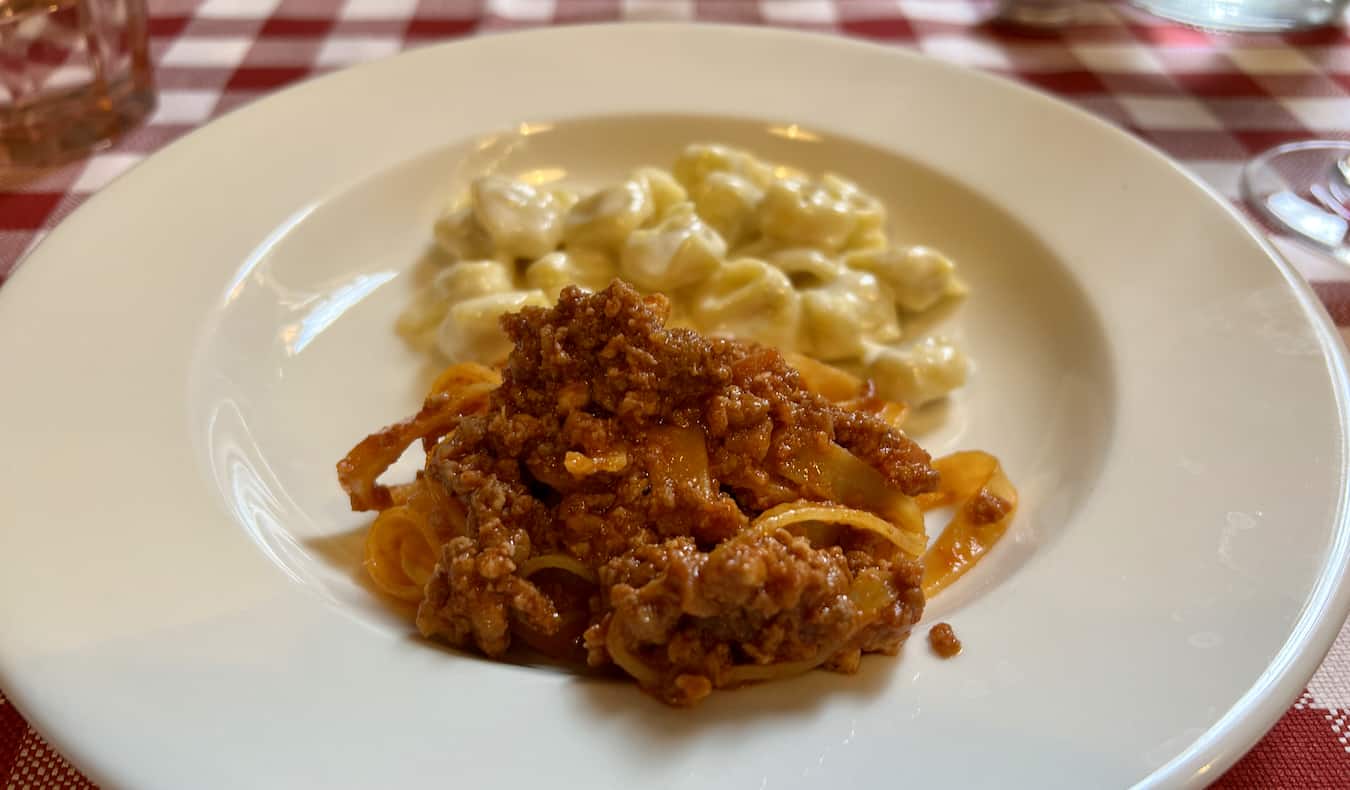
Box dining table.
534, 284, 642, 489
1, 0, 1348, 787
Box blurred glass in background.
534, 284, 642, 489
1132, 0, 1349, 31
0, 0, 154, 168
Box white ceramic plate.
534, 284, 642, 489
1, 25, 1347, 790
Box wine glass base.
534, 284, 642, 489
1131, 0, 1349, 32
1241, 141, 1350, 266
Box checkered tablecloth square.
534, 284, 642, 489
2, 1, 1349, 787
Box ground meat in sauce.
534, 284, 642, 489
928, 622, 962, 658
414, 281, 938, 705
968, 490, 1013, 525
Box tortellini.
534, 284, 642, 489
436, 290, 551, 364
692, 259, 801, 351
757, 173, 883, 253
564, 179, 654, 252
633, 167, 687, 219
822, 173, 886, 250
867, 338, 968, 406
767, 248, 842, 286
757, 178, 856, 252
394, 260, 514, 349
620, 202, 725, 292
432, 206, 493, 261
673, 143, 777, 193
801, 269, 901, 361
526, 249, 616, 301
470, 176, 571, 261
690, 171, 762, 248
845, 245, 966, 313
433, 259, 515, 303
400, 143, 972, 404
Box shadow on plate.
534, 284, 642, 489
303, 524, 916, 723
560, 643, 912, 746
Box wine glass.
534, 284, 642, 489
1132, 0, 1349, 31
1122, 2, 1349, 264
1241, 142, 1350, 266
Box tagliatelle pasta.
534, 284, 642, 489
341, 283, 1017, 706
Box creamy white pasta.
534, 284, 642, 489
400, 143, 972, 405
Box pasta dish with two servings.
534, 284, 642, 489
339, 282, 1017, 706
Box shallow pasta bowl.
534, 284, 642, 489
0, 23, 1347, 790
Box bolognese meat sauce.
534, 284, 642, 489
412, 282, 937, 705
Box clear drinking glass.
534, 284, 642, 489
1131, 0, 1349, 31
0, 0, 154, 168
1241, 142, 1350, 265
1126, 2, 1349, 263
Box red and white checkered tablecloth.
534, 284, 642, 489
2, 0, 1350, 787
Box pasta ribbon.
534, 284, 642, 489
777, 441, 926, 538
606, 616, 661, 688
428, 360, 502, 398
848, 397, 908, 432
365, 506, 437, 603
724, 649, 834, 685
514, 554, 596, 662
402, 475, 467, 547
752, 500, 926, 559
785, 351, 864, 402
355, 363, 503, 600
337, 362, 499, 511
787, 352, 908, 430
644, 425, 713, 498
519, 554, 599, 584
919, 451, 1018, 597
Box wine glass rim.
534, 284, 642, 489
1244, 139, 1350, 170
1239, 140, 1350, 261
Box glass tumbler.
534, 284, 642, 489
0, 0, 154, 168
1131, 0, 1350, 31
